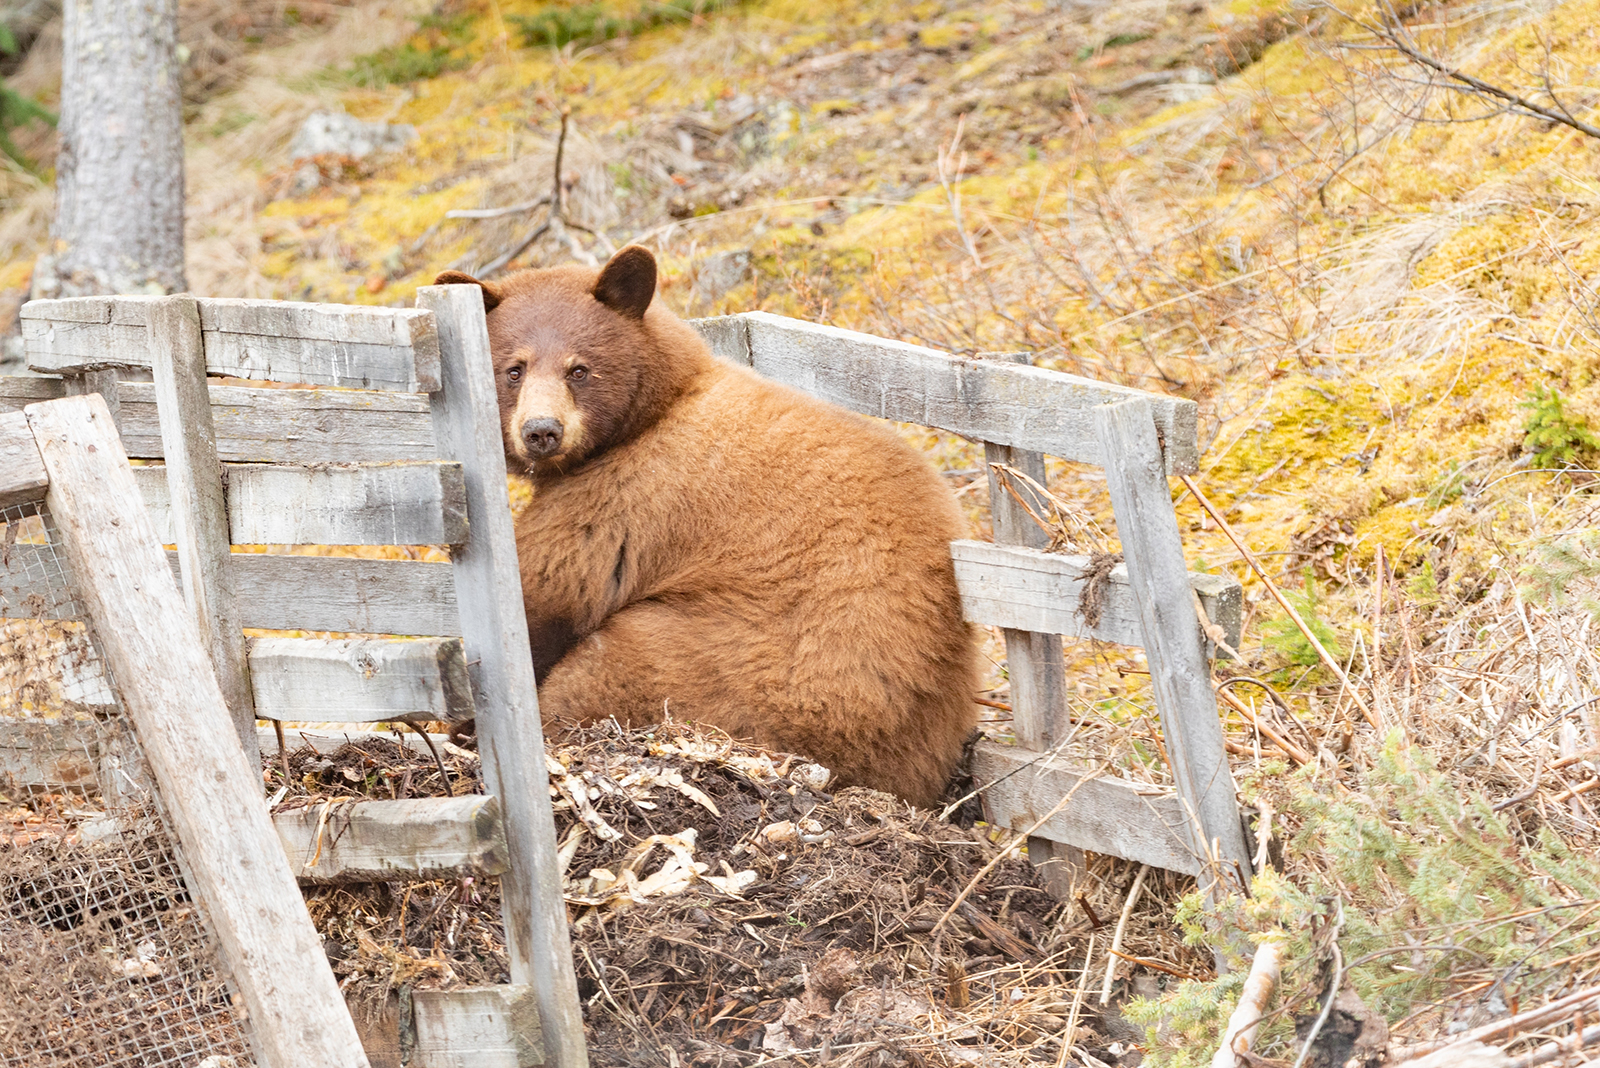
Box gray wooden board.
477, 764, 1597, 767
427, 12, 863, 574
223, 553, 462, 634
2, 549, 462, 633
22, 295, 441, 392
0, 719, 99, 793
951, 540, 1241, 652
420, 283, 588, 1068
0, 375, 66, 412
411, 985, 543, 1068
116, 381, 437, 463
26, 393, 370, 1068
689, 312, 1200, 474
273, 795, 508, 884
130, 460, 468, 546
1095, 399, 1250, 889
147, 295, 259, 765
248, 636, 474, 723
0, 409, 49, 507
971, 741, 1199, 875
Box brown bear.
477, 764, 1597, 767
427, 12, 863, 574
434, 247, 977, 807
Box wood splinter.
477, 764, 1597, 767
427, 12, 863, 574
1211, 937, 1285, 1068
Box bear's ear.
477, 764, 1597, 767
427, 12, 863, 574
433, 270, 503, 312
592, 246, 657, 320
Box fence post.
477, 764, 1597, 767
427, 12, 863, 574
984, 438, 1082, 901
418, 284, 589, 1068
1094, 399, 1251, 898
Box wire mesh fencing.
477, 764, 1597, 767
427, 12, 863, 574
0, 498, 257, 1068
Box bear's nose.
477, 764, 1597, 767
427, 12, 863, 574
521, 417, 564, 457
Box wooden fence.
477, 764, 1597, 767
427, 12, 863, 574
6, 289, 589, 1068
3, 292, 1251, 1061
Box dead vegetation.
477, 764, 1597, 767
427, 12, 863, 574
268, 722, 1208, 1066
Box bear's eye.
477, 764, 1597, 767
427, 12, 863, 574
506, 366, 522, 383
568, 366, 589, 381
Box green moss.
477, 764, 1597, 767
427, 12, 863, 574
347, 13, 475, 86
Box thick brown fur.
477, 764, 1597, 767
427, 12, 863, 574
434, 250, 979, 807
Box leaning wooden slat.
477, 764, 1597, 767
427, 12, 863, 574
248, 636, 474, 723
971, 741, 1199, 876
410, 986, 543, 1068
1095, 399, 1251, 893
421, 283, 589, 1068
117, 381, 436, 464
131, 461, 468, 546
951, 540, 1242, 653
690, 312, 1200, 474
148, 295, 258, 766
22, 296, 441, 392
0, 409, 49, 507
25, 392, 369, 1068
224, 553, 461, 635
0, 375, 66, 413
273, 795, 508, 884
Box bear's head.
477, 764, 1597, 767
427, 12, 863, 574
435, 246, 698, 477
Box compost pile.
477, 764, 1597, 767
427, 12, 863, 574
269, 721, 1205, 1067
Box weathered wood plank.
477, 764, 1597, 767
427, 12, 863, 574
972, 741, 1199, 875
1095, 399, 1250, 892
421, 283, 588, 1068
0, 410, 49, 507
690, 312, 1200, 474
2, 550, 462, 632
147, 295, 258, 765
131, 461, 468, 546
0, 719, 99, 793
411, 985, 543, 1068
117, 381, 437, 463
249, 636, 474, 723
982, 433, 1077, 901
225, 553, 461, 634
22, 295, 441, 392
0, 375, 66, 412
951, 540, 1241, 653
273, 795, 508, 884
25, 392, 370, 1067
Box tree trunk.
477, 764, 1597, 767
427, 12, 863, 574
36, 0, 185, 298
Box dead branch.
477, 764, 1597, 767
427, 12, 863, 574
1352, 2, 1600, 140
1181, 475, 1380, 730
475, 107, 615, 277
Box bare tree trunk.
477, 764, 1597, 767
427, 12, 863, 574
35, 0, 185, 298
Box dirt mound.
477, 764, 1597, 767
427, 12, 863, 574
270, 721, 1196, 1065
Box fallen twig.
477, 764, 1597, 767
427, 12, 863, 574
1180, 475, 1379, 730
1100, 863, 1149, 1005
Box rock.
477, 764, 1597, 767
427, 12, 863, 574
1294, 989, 1390, 1068
287, 111, 418, 162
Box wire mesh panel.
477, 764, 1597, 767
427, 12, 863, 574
0, 498, 256, 1068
